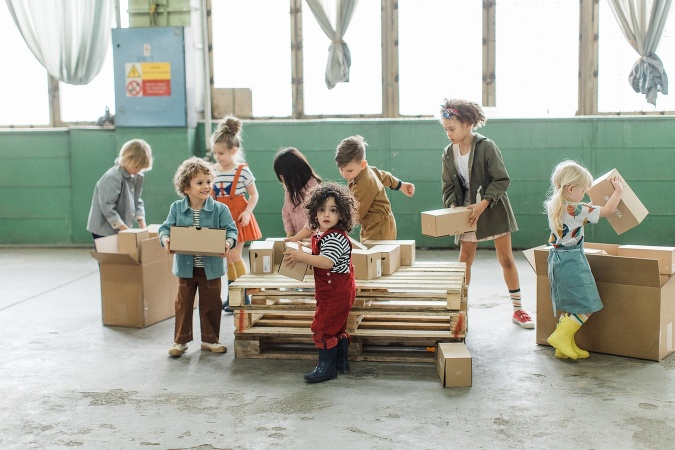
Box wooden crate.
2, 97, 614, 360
228, 262, 467, 362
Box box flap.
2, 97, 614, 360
139, 237, 166, 263
522, 245, 548, 274
89, 251, 139, 266
586, 253, 661, 287
349, 236, 367, 250
93, 235, 118, 253
585, 242, 619, 256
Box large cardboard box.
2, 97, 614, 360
249, 240, 275, 274
352, 248, 382, 280
278, 242, 311, 281
90, 235, 178, 328
421, 207, 477, 237
525, 243, 675, 361
369, 244, 401, 275
169, 226, 229, 256
618, 245, 675, 275
437, 343, 472, 387
587, 168, 648, 235
118, 229, 149, 261
364, 239, 416, 266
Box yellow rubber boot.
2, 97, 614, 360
553, 318, 590, 359
547, 315, 581, 360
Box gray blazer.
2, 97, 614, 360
87, 164, 145, 237
441, 133, 518, 240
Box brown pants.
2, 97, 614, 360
360, 211, 397, 241
174, 267, 222, 345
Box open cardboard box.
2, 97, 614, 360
90, 235, 177, 328
524, 243, 675, 361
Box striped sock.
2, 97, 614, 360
227, 263, 237, 282
234, 260, 248, 277
568, 313, 588, 326
509, 288, 522, 312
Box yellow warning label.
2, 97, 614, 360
126, 65, 141, 78
141, 62, 171, 80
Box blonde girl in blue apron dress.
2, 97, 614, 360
544, 161, 623, 360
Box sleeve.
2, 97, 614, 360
158, 203, 177, 247
584, 203, 601, 224
281, 193, 294, 233
319, 233, 350, 265
135, 174, 145, 220
240, 166, 256, 188
97, 171, 125, 229
370, 166, 401, 190
481, 140, 510, 206
218, 203, 239, 248
441, 151, 458, 208
353, 170, 378, 223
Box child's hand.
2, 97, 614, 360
466, 200, 489, 226
283, 242, 306, 268
610, 176, 624, 194
219, 242, 231, 259
401, 182, 415, 197
162, 237, 172, 254
238, 210, 252, 227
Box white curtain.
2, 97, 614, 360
608, 0, 673, 105
305, 0, 358, 90
5, 0, 114, 85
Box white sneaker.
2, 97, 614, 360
169, 343, 187, 356
201, 342, 227, 353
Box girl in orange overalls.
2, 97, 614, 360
211, 116, 262, 312
283, 182, 359, 383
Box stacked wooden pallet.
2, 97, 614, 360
228, 262, 467, 363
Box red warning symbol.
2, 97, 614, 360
126, 80, 142, 97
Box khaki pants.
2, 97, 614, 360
359, 211, 397, 241
174, 267, 222, 345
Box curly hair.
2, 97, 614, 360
440, 99, 487, 128
305, 182, 359, 233
172, 156, 214, 197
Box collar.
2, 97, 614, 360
178, 195, 216, 213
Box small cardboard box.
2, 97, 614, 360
421, 207, 477, 237
352, 248, 382, 280
364, 239, 416, 265
618, 245, 675, 275
278, 242, 311, 281
117, 229, 149, 261
90, 235, 178, 328
437, 342, 472, 387
587, 168, 648, 235
265, 238, 288, 265
525, 243, 675, 361
249, 240, 275, 274
169, 226, 228, 257
369, 244, 401, 275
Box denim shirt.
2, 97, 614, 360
158, 196, 238, 280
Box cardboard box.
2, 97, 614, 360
117, 228, 149, 261
169, 226, 228, 257
146, 224, 162, 238
352, 248, 382, 280
421, 207, 477, 237
587, 168, 648, 235
278, 242, 311, 281
249, 240, 275, 274
526, 243, 675, 361
265, 238, 288, 265
369, 244, 401, 275
618, 245, 675, 275
437, 342, 472, 387
364, 239, 416, 266
90, 235, 178, 328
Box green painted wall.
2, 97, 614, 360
1, 117, 673, 248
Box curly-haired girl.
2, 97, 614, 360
282, 182, 359, 383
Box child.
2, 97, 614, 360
158, 157, 239, 357
544, 160, 623, 360
210, 115, 262, 312
282, 182, 359, 383
334, 135, 415, 241
87, 139, 153, 239
273, 147, 322, 242
439, 99, 534, 329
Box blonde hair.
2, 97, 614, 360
172, 156, 214, 197
544, 160, 593, 234
210, 115, 246, 163
118, 139, 153, 172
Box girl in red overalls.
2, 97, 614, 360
283, 182, 359, 383
210, 116, 262, 312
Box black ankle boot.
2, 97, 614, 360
336, 337, 350, 374
304, 347, 338, 383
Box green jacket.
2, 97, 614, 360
441, 133, 518, 240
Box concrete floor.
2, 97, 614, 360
1, 247, 674, 450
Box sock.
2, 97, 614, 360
568, 313, 588, 326
509, 288, 522, 312
227, 263, 237, 282
234, 260, 248, 278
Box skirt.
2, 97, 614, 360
547, 243, 602, 316
218, 194, 262, 243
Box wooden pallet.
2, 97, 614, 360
229, 262, 467, 361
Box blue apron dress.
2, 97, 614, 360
547, 242, 603, 316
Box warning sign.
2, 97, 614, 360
125, 62, 171, 97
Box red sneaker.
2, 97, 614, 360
512, 310, 535, 329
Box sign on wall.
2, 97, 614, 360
125, 62, 172, 97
